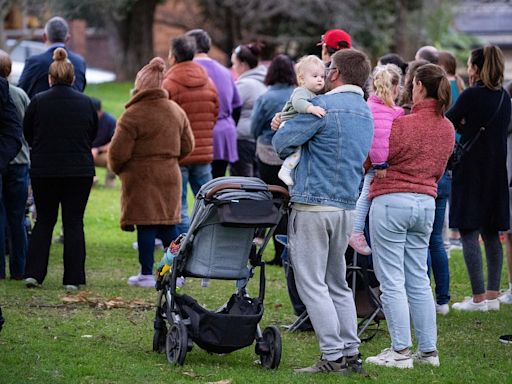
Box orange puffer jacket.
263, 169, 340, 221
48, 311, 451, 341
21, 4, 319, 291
163, 61, 219, 166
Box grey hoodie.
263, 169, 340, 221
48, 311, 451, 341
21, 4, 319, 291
235, 65, 267, 142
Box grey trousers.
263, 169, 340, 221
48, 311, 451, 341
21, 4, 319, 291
288, 208, 360, 361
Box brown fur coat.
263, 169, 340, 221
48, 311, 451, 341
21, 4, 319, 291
109, 88, 194, 231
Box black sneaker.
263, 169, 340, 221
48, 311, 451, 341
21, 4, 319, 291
294, 357, 350, 375
346, 353, 368, 376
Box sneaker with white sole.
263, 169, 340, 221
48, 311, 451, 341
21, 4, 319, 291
412, 350, 440, 367
435, 303, 449, 315
498, 287, 512, 304
452, 297, 488, 312
127, 273, 156, 288
486, 298, 500, 311
64, 284, 79, 292
25, 277, 40, 288
366, 348, 413, 369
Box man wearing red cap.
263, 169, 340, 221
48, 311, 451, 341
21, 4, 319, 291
318, 29, 352, 63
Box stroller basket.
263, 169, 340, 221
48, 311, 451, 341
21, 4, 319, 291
175, 294, 263, 354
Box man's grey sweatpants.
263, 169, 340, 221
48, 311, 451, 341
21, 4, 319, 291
288, 207, 360, 361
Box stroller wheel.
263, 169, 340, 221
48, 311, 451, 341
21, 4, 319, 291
165, 322, 188, 366
259, 326, 282, 369
152, 318, 167, 353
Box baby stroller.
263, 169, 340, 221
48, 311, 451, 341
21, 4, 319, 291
152, 177, 289, 368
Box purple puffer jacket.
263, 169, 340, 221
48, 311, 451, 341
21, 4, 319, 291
367, 95, 404, 167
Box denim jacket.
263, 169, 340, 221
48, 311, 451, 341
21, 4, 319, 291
272, 85, 373, 209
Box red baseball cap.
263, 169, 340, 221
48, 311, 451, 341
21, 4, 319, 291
318, 29, 352, 50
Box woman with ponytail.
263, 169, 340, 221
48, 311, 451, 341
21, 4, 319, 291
23, 48, 98, 290
447, 45, 511, 312
349, 64, 404, 255
366, 64, 454, 368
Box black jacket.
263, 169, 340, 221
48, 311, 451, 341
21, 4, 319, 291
447, 83, 512, 230
18, 46, 87, 99
23, 84, 98, 178
0, 78, 22, 173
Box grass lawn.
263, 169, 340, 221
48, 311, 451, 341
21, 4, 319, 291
1, 82, 511, 383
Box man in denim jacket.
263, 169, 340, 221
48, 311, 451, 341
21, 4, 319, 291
272, 49, 373, 375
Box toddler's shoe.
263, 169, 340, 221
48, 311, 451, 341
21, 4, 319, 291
452, 297, 488, 312
349, 232, 371, 255
278, 167, 294, 186
127, 273, 156, 288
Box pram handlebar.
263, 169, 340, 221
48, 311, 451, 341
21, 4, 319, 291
204, 183, 289, 200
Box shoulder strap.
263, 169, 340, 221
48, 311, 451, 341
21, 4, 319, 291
463, 89, 506, 151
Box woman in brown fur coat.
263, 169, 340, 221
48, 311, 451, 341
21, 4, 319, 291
109, 57, 194, 288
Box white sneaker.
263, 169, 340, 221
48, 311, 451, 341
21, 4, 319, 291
452, 297, 488, 312
435, 303, 449, 315
278, 167, 294, 186
64, 284, 79, 292
412, 350, 440, 367
25, 277, 40, 288
131, 239, 164, 250
498, 288, 512, 304
486, 298, 500, 311
366, 348, 413, 369
127, 273, 156, 288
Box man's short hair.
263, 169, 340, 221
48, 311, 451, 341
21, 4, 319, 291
171, 36, 196, 63
0, 50, 12, 78
185, 29, 211, 54
44, 16, 69, 43
331, 49, 371, 88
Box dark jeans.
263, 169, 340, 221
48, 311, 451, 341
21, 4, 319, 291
137, 225, 178, 275
428, 170, 451, 305
231, 140, 258, 177
24, 177, 93, 285
0, 164, 29, 279
258, 160, 288, 261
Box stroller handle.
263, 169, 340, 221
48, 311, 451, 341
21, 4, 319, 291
205, 183, 289, 200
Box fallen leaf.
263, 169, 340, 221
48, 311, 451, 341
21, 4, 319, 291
207, 380, 232, 384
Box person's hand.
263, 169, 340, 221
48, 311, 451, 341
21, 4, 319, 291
307, 105, 326, 118
271, 113, 282, 131
91, 147, 99, 160
375, 169, 387, 179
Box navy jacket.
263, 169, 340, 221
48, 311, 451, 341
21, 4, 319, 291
18, 45, 87, 99
23, 84, 98, 178
0, 78, 22, 173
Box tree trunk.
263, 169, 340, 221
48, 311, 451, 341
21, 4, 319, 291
393, 0, 408, 59
111, 0, 158, 81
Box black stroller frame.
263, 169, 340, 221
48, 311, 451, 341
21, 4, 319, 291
152, 177, 289, 368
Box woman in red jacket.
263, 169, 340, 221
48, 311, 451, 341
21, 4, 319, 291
366, 64, 454, 369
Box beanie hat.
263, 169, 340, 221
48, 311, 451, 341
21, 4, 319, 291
134, 57, 165, 91
317, 29, 352, 50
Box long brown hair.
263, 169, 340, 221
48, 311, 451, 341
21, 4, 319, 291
48, 47, 74, 85
414, 64, 451, 115
470, 45, 505, 90
438, 50, 465, 93
399, 59, 428, 107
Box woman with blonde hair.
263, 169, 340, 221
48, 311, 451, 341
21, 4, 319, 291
366, 64, 454, 368
109, 57, 194, 288
23, 48, 98, 290
448, 46, 511, 312
349, 64, 404, 255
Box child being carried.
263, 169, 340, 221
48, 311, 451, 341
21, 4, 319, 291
277, 55, 326, 186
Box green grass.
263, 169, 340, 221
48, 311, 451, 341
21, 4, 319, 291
1, 83, 511, 383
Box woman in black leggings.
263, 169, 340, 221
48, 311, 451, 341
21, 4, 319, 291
447, 45, 511, 311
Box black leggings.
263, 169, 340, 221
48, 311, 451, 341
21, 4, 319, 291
212, 160, 229, 179
460, 229, 503, 294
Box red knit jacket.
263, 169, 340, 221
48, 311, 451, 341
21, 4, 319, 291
369, 99, 455, 199
163, 61, 219, 166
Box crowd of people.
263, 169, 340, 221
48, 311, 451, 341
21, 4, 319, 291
0, 15, 511, 375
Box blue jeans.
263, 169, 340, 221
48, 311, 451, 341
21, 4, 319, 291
137, 225, 178, 275
428, 171, 451, 305
0, 164, 29, 279
370, 192, 437, 353
175, 164, 212, 234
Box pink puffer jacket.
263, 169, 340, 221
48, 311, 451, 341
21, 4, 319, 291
368, 95, 404, 166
